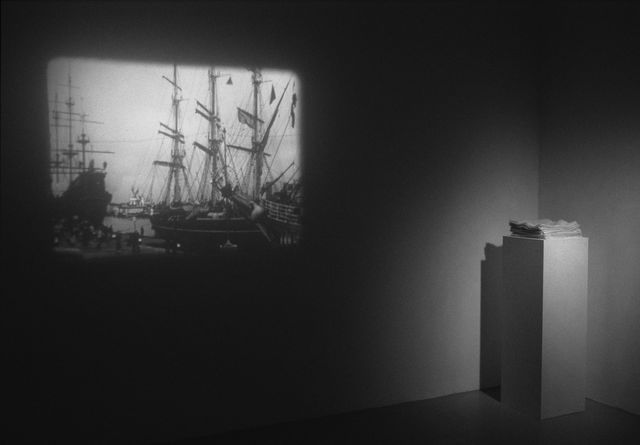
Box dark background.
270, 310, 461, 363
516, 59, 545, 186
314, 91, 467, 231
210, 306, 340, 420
3, 1, 639, 443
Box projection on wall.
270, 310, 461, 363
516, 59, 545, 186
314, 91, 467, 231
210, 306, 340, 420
48, 58, 302, 256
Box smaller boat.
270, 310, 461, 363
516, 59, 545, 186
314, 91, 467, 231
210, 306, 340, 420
119, 188, 152, 217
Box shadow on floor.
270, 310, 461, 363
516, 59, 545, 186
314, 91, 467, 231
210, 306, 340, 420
480, 243, 503, 393
481, 385, 501, 402
161, 392, 640, 445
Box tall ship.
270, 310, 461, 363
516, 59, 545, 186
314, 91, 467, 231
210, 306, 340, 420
146, 64, 302, 251
49, 69, 113, 227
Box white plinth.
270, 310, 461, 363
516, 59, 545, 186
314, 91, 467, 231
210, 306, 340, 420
502, 236, 588, 419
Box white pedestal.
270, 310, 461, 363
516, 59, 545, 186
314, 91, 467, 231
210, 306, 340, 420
502, 236, 588, 419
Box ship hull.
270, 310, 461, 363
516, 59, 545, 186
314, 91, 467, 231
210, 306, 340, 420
261, 198, 302, 246
120, 205, 151, 218
54, 171, 112, 227
150, 212, 270, 252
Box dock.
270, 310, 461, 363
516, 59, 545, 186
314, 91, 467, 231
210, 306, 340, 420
52, 236, 173, 261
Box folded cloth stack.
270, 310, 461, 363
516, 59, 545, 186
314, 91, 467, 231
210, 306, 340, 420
509, 219, 582, 239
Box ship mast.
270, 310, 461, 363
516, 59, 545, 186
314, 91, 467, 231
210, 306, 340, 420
225, 70, 290, 202
157, 63, 188, 205
210, 70, 219, 204
51, 67, 111, 190
250, 70, 292, 201
65, 71, 76, 186
52, 92, 62, 183
194, 68, 225, 205
77, 121, 90, 172
171, 64, 181, 203
76, 108, 106, 172
251, 69, 263, 199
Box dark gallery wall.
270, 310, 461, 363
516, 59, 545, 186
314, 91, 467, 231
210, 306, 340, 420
538, 5, 640, 415
4, 2, 540, 443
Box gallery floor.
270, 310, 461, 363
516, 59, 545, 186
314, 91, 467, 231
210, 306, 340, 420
164, 389, 639, 445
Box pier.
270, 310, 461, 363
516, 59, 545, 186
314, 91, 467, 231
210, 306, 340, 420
53, 235, 172, 261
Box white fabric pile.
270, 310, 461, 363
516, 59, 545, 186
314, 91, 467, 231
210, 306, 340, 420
509, 219, 582, 239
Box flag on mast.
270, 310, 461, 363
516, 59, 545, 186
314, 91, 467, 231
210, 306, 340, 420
270, 85, 276, 104
237, 107, 264, 129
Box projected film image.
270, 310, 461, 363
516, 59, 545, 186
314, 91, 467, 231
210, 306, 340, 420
48, 58, 302, 257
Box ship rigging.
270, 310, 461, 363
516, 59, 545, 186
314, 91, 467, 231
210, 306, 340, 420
49, 67, 113, 227
143, 64, 302, 251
